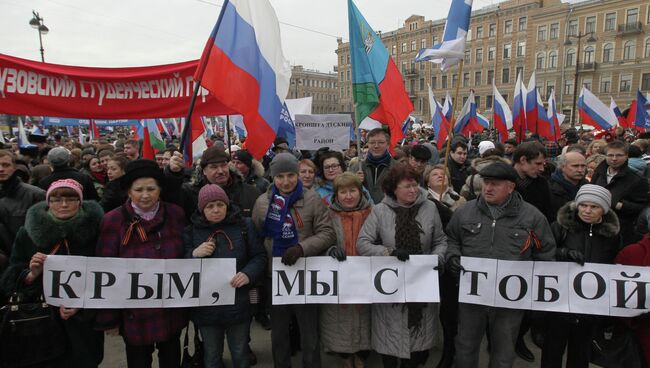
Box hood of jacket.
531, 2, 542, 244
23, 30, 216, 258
556, 201, 620, 237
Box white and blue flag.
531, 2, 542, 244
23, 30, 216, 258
415, 0, 473, 71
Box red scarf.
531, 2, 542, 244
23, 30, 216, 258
336, 208, 371, 256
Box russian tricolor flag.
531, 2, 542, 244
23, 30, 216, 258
428, 85, 449, 149
578, 87, 617, 130
525, 71, 538, 135
454, 91, 482, 136
535, 91, 554, 141
193, 0, 291, 159
610, 97, 629, 128
547, 89, 561, 141
442, 91, 453, 122
492, 84, 512, 142
512, 71, 527, 142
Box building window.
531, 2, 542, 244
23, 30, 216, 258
419, 78, 425, 91
421, 38, 426, 49
489, 23, 496, 37
487, 70, 494, 84
340, 55, 344, 64
475, 96, 481, 109
392, 45, 397, 55
401, 43, 407, 53
452, 74, 458, 88
600, 75, 611, 93
502, 68, 510, 84
503, 44, 512, 59
431, 76, 437, 89
623, 41, 635, 60
626, 8, 639, 24
442, 75, 448, 89
505, 19, 513, 34
566, 49, 576, 66
474, 71, 482, 86
340, 72, 344, 82
645, 38, 650, 58
463, 73, 470, 87
603, 43, 614, 62
476, 48, 483, 63
537, 25, 547, 41
518, 17, 527, 31
536, 53, 545, 70
564, 79, 574, 95
517, 41, 526, 57
550, 23, 559, 40
568, 19, 578, 36
546, 82, 555, 98
584, 46, 595, 64
548, 51, 558, 68
346, 70, 351, 81
486, 95, 493, 109
476, 26, 484, 39
411, 41, 417, 51
585, 16, 596, 34
464, 50, 471, 64
488, 47, 495, 61
642, 73, 650, 90
516, 66, 524, 79
605, 12, 616, 31
401, 62, 407, 73
617, 74, 633, 93
582, 78, 592, 91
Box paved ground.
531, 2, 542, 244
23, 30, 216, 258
99, 319, 595, 367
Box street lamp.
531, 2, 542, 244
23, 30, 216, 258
564, 31, 596, 127
29, 10, 49, 62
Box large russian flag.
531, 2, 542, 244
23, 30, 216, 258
193, 0, 291, 159
492, 84, 512, 142
525, 71, 538, 135
428, 86, 449, 149
442, 91, 453, 122
454, 91, 482, 136
535, 92, 554, 140
578, 87, 617, 130
547, 89, 561, 142
610, 97, 629, 128
512, 71, 527, 142
348, 0, 413, 152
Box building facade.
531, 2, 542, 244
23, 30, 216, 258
287, 65, 339, 114
335, 0, 650, 125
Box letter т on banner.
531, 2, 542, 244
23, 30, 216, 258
458, 257, 497, 306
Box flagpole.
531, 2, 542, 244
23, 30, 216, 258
440, 60, 464, 198
180, 0, 230, 154
226, 115, 232, 159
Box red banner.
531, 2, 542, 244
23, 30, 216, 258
0, 53, 234, 119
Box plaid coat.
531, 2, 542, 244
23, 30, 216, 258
95, 201, 187, 346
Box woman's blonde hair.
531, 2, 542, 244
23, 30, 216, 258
333, 172, 362, 195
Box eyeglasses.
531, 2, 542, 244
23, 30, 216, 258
49, 197, 80, 205
323, 164, 341, 171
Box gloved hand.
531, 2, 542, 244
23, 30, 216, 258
328, 247, 347, 261
447, 256, 465, 277
281, 245, 304, 266
566, 249, 585, 265
391, 248, 410, 262
434, 254, 445, 273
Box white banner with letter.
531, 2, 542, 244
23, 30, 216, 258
294, 114, 352, 151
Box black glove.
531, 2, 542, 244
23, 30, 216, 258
391, 248, 410, 262
328, 247, 347, 261
281, 245, 304, 266
447, 256, 465, 276
566, 249, 585, 265
434, 255, 444, 273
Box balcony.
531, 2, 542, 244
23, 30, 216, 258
579, 62, 598, 71
617, 22, 644, 35
403, 68, 418, 77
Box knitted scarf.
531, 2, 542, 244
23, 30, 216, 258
263, 181, 303, 256
330, 194, 371, 256
551, 170, 583, 200
365, 150, 391, 166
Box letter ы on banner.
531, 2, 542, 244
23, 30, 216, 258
272, 257, 307, 305
609, 265, 650, 317
458, 256, 497, 307
306, 257, 339, 304
568, 262, 610, 316
199, 258, 236, 306
43, 255, 87, 309
371, 256, 405, 303
531, 261, 569, 313
495, 260, 534, 310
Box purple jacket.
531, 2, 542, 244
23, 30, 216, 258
96, 201, 187, 346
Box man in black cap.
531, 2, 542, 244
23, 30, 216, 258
232, 150, 270, 194
38, 147, 99, 201
407, 144, 432, 186
445, 161, 556, 368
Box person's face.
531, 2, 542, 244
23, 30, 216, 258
481, 178, 515, 205
48, 194, 81, 220
0, 156, 16, 182
124, 144, 138, 159
89, 158, 102, 172
450, 147, 468, 165
322, 158, 343, 181
155, 155, 164, 169
106, 160, 125, 181
99, 155, 112, 171
427, 168, 447, 191
128, 178, 161, 212
231, 159, 250, 176
203, 200, 228, 224
367, 134, 389, 157
346, 146, 358, 157
82, 153, 94, 163
605, 148, 627, 169
203, 162, 231, 186
591, 141, 605, 154
299, 164, 315, 188
518, 153, 546, 178
394, 178, 420, 205
162, 152, 172, 168
504, 144, 515, 155
337, 186, 361, 210
561, 153, 587, 183
577, 201, 605, 224
408, 156, 427, 175
273, 172, 299, 195
586, 161, 598, 179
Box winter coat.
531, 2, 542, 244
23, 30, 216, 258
0, 174, 45, 268
356, 188, 447, 358
95, 201, 187, 346
320, 195, 372, 354
460, 156, 511, 201
244, 160, 270, 194
99, 179, 127, 213
591, 161, 649, 246
552, 202, 620, 264
516, 175, 555, 222
39, 166, 99, 201
184, 207, 266, 327
446, 192, 556, 262
549, 171, 587, 216
447, 157, 470, 194
252, 187, 336, 276
349, 157, 397, 204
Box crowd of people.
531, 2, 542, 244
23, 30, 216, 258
1, 123, 650, 368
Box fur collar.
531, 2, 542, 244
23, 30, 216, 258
470, 155, 512, 172
24, 201, 104, 250
556, 202, 620, 237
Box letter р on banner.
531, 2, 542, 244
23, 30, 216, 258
338, 256, 373, 304
305, 257, 339, 304
405, 255, 440, 303
43, 255, 88, 308
459, 257, 497, 307
371, 257, 405, 303
84, 257, 129, 309
272, 258, 307, 305
609, 264, 650, 317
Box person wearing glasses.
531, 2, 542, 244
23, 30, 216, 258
1, 178, 105, 367
590, 140, 649, 246
316, 151, 372, 206
348, 128, 397, 204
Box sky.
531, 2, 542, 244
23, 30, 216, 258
2, 0, 540, 73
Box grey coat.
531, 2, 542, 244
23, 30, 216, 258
356, 188, 447, 358
445, 192, 556, 261
349, 157, 397, 204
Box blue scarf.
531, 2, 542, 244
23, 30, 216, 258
263, 181, 303, 256
365, 150, 391, 166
